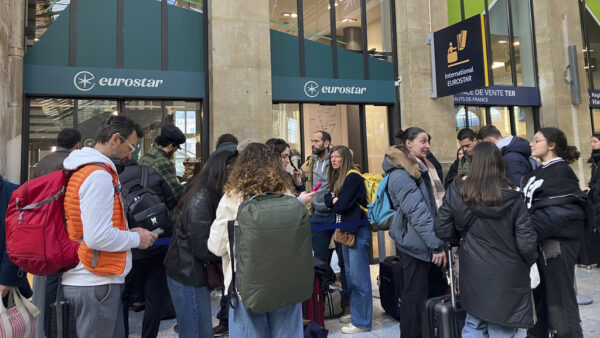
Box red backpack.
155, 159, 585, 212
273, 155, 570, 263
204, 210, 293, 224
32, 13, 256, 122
5, 163, 112, 276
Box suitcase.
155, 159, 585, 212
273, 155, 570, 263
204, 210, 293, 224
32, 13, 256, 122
48, 279, 77, 338
379, 255, 402, 320
422, 249, 466, 338
302, 276, 324, 327
323, 287, 344, 319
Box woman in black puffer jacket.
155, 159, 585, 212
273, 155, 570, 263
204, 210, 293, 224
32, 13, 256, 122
586, 133, 600, 219
164, 150, 232, 338
521, 127, 586, 338
435, 142, 537, 337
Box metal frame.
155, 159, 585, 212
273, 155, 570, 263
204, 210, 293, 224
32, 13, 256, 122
329, 0, 338, 78
202, 0, 210, 162
117, 0, 124, 68
161, 0, 168, 71
68, 0, 77, 66
297, 0, 306, 77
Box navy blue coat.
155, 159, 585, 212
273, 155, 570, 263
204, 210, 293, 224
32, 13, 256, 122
0, 176, 33, 298
324, 171, 367, 234
502, 136, 532, 186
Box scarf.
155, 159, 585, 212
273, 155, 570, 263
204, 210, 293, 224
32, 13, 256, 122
417, 157, 445, 210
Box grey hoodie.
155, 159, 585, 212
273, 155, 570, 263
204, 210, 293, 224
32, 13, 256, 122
312, 155, 332, 216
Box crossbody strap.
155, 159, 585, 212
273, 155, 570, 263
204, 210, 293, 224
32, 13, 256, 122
227, 220, 238, 308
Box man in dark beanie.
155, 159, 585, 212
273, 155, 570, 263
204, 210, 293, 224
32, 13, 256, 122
139, 125, 186, 200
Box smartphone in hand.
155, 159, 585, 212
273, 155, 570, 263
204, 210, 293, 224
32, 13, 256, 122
312, 182, 323, 192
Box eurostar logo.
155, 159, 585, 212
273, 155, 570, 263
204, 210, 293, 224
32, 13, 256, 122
304, 81, 319, 98
73, 71, 95, 91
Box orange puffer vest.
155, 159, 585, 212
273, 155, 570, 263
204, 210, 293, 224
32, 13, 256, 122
64, 163, 127, 276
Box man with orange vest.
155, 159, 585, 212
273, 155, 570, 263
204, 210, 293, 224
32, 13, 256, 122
61, 116, 158, 338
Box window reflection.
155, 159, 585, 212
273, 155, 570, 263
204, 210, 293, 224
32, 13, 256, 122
490, 106, 511, 136
27, 0, 71, 51
303, 0, 334, 45
513, 107, 535, 139
512, 0, 535, 86
165, 0, 203, 12
270, 0, 299, 36
165, 101, 201, 176
366, 0, 393, 61
489, 0, 513, 85
272, 103, 301, 155
583, 8, 600, 89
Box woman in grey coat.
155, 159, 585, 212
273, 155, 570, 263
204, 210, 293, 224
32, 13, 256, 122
383, 127, 446, 338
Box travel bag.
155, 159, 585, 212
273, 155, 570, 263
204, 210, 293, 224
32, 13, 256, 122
379, 255, 402, 320
302, 276, 325, 327
422, 249, 466, 338
47, 277, 77, 338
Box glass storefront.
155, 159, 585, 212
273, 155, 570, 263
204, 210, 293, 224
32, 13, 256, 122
489, 0, 513, 86
454, 105, 535, 141
27, 98, 201, 180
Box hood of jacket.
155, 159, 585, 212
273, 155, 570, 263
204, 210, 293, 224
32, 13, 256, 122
501, 136, 531, 157
382, 146, 421, 180
63, 147, 118, 173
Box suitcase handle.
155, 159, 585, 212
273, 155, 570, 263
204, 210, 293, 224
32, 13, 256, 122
447, 248, 457, 309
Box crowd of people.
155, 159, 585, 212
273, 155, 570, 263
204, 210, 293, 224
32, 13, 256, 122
0, 115, 595, 338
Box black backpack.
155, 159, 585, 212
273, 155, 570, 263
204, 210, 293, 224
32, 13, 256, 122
121, 166, 172, 235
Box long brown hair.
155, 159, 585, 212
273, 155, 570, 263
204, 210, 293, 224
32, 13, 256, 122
224, 142, 293, 199
327, 145, 355, 195
460, 142, 512, 206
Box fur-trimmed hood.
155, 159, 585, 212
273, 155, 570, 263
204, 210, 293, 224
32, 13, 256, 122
383, 145, 421, 180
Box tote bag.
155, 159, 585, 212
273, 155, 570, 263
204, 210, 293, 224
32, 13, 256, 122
0, 287, 40, 338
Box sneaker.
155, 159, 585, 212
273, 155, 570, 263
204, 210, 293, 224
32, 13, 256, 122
339, 314, 352, 323
213, 325, 228, 336
341, 323, 369, 334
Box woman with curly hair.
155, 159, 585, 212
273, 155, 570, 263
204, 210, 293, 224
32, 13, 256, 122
207, 142, 303, 337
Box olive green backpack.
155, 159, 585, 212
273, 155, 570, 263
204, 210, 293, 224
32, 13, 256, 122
227, 193, 314, 313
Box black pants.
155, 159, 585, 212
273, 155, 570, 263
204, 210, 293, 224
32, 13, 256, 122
528, 240, 583, 338
122, 250, 169, 338
399, 253, 444, 338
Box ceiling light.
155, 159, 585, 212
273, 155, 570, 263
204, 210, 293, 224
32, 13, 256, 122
491, 62, 505, 69
282, 13, 291, 17
34, 38, 39, 42
498, 40, 507, 44
341, 18, 357, 23
291, 13, 298, 18
513, 41, 520, 46
112, 111, 119, 116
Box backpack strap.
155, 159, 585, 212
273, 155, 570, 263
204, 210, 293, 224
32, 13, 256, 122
141, 166, 149, 188
227, 220, 239, 308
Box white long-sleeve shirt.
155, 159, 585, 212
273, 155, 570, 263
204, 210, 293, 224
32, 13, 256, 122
62, 147, 140, 286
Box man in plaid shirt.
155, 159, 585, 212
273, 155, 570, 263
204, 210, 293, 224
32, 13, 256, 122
138, 125, 186, 201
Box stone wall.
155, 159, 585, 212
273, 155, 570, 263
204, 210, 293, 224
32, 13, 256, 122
534, 0, 593, 185
207, 1, 273, 150
0, 1, 24, 183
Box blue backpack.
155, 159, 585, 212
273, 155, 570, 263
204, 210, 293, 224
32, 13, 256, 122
367, 172, 396, 231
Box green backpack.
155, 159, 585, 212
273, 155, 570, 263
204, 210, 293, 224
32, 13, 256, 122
227, 193, 314, 313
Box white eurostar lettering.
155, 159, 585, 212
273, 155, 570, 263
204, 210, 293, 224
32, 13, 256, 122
98, 77, 164, 88
320, 85, 367, 95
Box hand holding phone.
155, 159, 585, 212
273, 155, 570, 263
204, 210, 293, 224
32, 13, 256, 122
311, 182, 323, 192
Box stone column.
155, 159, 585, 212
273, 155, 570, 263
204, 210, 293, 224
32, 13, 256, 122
207, 1, 272, 150
534, 0, 592, 184
395, 0, 457, 168
0, 1, 24, 183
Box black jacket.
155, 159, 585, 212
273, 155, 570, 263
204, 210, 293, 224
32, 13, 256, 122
164, 189, 220, 286
324, 172, 367, 234
588, 150, 600, 217
444, 159, 459, 189
119, 160, 177, 259
435, 184, 537, 328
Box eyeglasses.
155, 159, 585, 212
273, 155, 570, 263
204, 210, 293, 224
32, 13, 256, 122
531, 138, 547, 144
120, 135, 137, 153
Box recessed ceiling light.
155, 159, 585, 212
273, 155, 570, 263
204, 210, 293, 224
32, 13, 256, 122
498, 40, 507, 44
491, 62, 505, 69
341, 18, 358, 23
282, 12, 291, 17
291, 13, 298, 18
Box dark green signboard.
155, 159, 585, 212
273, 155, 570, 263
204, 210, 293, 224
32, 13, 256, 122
23, 65, 204, 99
432, 14, 489, 98
272, 76, 396, 103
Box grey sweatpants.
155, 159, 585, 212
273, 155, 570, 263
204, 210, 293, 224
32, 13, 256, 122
63, 284, 125, 338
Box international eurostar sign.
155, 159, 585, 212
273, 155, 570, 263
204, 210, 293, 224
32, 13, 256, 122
272, 76, 396, 103
23, 65, 204, 99
431, 14, 489, 98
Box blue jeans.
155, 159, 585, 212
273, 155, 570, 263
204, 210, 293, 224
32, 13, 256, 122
229, 299, 303, 338
166, 277, 212, 338
462, 313, 526, 338
341, 226, 373, 330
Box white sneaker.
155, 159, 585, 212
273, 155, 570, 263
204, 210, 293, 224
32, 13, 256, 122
339, 314, 352, 323
341, 323, 369, 334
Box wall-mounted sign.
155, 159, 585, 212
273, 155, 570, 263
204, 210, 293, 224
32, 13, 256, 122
272, 76, 396, 104
591, 90, 600, 108
454, 86, 540, 106
24, 65, 204, 99
431, 14, 489, 98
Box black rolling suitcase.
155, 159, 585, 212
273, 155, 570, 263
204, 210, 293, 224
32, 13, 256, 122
379, 256, 402, 320
48, 277, 77, 338
578, 227, 600, 266
422, 249, 466, 338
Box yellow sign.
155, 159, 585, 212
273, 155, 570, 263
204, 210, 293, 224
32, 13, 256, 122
447, 30, 469, 67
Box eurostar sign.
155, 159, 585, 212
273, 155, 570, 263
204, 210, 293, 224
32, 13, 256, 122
273, 76, 395, 103
24, 65, 204, 99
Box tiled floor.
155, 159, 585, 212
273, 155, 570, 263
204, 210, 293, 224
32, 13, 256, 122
129, 265, 600, 337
